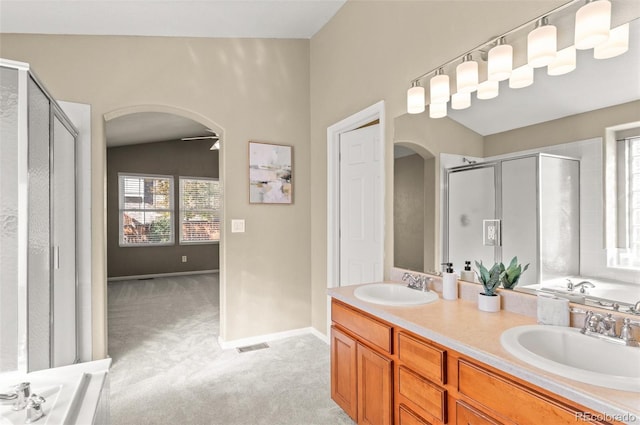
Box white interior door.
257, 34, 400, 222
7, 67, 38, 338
339, 124, 383, 286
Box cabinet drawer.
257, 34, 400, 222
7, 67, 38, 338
398, 366, 447, 423
332, 300, 392, 353
399, 404, 432, 425
458, 360, 604, 425
456, 401, 501, 425
397, 332, 446, 385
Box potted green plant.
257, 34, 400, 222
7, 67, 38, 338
475, 260, 504, 312
500, 256, 530, 290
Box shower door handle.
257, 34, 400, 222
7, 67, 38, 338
53, 246, 60, 270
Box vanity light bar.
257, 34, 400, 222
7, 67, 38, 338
407, 0, 624, 116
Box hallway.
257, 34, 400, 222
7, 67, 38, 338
107, 273, 353, 425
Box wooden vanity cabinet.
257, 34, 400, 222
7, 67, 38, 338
330, 299, 623, 425
358, 342, 393, 425
395, 331, 447, 424
331, 300, 393, 425
456, 359, 617, 425
331, 326, 358, 420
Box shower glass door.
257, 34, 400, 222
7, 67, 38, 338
446, 165, 497, 273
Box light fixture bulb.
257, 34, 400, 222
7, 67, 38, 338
528, 17, 557, 68
430, 69, 450, 104
477, 80, 499, 100
456, 54, 479, 93
407, 81, 425, 114
575, 0, 611, 50
488, 38, 513, 81
548, 46, 576, 76
429, 102, 447, 119
594, 22, 629, 59
509, 65, 534, 89
451, 92, 471, 110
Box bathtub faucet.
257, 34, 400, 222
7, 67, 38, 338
12, 382, 30, 411
25, 394, 46, 423
566, 279, 595, 293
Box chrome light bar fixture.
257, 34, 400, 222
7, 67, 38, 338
406, 0, 630, 117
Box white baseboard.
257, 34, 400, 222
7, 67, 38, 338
309, 327, 330, 344
218, 326, 329, 349
107, 269, 219, 282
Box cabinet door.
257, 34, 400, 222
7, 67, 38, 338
357, 342, 392, 425
331, 326, 357, 421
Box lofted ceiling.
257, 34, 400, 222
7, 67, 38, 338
0, 0, 347, 39
0, 0, 346, 147
2, 1, 638, 145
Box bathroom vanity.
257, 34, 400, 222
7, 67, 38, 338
329, 284, 639, 425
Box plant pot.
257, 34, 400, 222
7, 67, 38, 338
478, 293, 500, 312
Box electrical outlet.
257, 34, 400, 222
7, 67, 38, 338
182, 255, 187, 263
483, 219, 501, 246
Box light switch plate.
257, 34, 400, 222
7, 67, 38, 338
483, 219, 501, 246
231, 219, 245, 233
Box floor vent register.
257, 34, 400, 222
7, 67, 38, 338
236, 342, 269, 353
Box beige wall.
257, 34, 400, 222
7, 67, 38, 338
484, 101, 640, 156
0, 34, 311, 357
309, 0, 563, 334
7, 0, 621, 353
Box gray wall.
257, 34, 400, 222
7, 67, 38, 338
107, 138, 219, 278
394, 154, 425, 272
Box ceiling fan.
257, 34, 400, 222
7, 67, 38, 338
181, 129, 220, 150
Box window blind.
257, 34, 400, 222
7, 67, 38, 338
118, 174, 174, 246
179, 177, 221, 243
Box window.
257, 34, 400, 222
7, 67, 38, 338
119, 174, 174, 246
179, 177, 221, 244
610, 134, 640, 269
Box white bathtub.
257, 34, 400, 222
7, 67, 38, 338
0, 359, 111, 425
525, 276, 640, 308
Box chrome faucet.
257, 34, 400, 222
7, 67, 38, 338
25, 394, 46, 423
402, 272, 431, 292
580, 311, 639, 347
567, 279, 595, 293
12, 382, 30, 411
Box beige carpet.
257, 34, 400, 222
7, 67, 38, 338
107, 273, 354, 425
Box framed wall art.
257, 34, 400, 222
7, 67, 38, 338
249, 141, 293, 204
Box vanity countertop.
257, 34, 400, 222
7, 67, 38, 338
328, 283, 640, 424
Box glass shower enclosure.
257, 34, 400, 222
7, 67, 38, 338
444, 153, 580, 286
0, 59, 79, 372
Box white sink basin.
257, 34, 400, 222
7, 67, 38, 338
501, 325, 640, 392
353, 283, 438, 306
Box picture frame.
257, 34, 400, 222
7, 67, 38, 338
249, 141, 293, 204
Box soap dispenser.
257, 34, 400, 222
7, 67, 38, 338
460, 261, 475, 282
441, 262, 458, 300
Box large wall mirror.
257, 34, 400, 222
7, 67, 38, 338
393, 10, 640, 310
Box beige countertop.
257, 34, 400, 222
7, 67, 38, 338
328, 282, 640, 424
